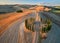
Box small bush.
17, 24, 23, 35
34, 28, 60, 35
16, 10, 23, 13
25, 18, 35, 32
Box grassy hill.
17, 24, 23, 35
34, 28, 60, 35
49, 6, 60, 16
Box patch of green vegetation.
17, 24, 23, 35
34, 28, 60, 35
42, 19, 52, 33
25, 18, 35, 32
42, 24, 52, 32
16, 10, 23, 13
47, 24, 52, 32
25, 18, 52, 32
49, 6, 60, 14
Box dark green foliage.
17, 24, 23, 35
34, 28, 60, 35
42, 25, 52, 33
42, 19, 52, 33
47, 24, 52, 32
42, 27, 46, 33
16, 10, 23, 13
42, 24, 52, 33
31, 25, 34, 32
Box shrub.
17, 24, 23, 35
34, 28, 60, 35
16, 10, 23, 13
25, 18, 35, 32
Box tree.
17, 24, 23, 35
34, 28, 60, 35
16, 10, 23, 13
